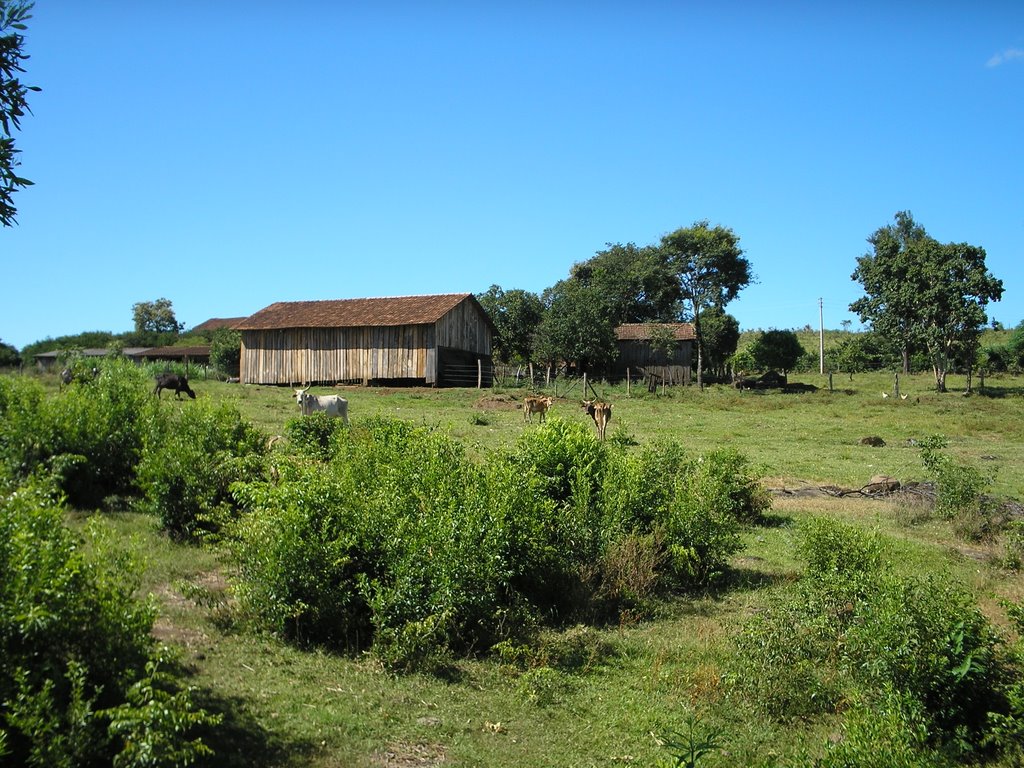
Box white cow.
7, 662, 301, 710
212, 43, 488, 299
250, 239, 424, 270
294, 387, 350, 424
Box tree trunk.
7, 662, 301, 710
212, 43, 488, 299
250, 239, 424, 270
934, 365, 947, 393
694, 309, 704, 390
902, 345, 911, 374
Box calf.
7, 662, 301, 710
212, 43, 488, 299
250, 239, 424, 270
582, 399, 612, 440
295, 387, 350, 424
522, 395, 553, 423
154, 373, 196, 400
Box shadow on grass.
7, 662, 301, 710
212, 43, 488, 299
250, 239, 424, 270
713, 564, 795, 597
755, 511, 794, 528
192, 690, 316, 768
976, 385, 1024, 399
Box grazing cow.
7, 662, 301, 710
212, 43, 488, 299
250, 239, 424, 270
154, 373, 196, 400
523, 395, 553, 423
59, 367, 73, 390
582, 399, 613, 440
295, 387, 350, 424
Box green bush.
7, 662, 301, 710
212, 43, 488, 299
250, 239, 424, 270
230, 417, 770, 668
819, 689, 948, 768
209, 328, 241, 378
734, 517, 1011, 755
230, 460, 376, 649
0, 475, 217, 766
918, 436, 990, 520
137, 399, 265, 540
284, 411, 344, 461
0, 362, 156, 508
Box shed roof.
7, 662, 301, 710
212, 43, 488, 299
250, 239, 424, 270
236, 293, 491, 331
191, 317, 247, 333
138, 346, 211, 359
616, 323, 696, 342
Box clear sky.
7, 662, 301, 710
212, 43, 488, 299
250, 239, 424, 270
3, 1, 1022, 351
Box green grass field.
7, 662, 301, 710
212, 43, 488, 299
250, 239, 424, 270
203, 369, 1024, 496
54, 371, 1024, 766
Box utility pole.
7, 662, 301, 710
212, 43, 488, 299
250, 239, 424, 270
818, 298, 825, 375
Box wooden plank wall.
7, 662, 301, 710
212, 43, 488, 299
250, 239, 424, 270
239, 300, 493, 385
616, 340, 693, 369
241, 325, 433, 385
436, 302, 492, 355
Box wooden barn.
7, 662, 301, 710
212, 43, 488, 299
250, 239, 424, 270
615, 322, 696, 385
235, 293, 495, 387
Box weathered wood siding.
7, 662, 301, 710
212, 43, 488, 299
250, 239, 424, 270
239, 296, 493, 386
241, 325, 432, 385
616, 340, 693, 369
435, 301, 492, 355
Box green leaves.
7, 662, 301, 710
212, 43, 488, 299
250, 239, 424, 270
1, 0, 38, 226
850, 212, 1003, 389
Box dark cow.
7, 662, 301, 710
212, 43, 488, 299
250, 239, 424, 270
154, 373, 196, 400
582, 399, 612, 440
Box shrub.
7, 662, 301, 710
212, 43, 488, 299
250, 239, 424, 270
209, 328, 241, 378
0, 475, 217, 765
819, 689, 948, 768
230, 461, 377, 649
918, 436, 990, 520
284, 411, 344, 461
230, 417, 770, 668
734, 517, 1011, 754
602, 443, 768, 591
0, 362, 156, 508
137, 399, 265, 540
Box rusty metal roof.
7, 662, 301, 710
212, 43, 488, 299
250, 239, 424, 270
236, 293, 489, 331
615, 323, 696, 341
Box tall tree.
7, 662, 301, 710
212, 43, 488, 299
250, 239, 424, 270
533, 279, 618, 374
132, 298, 184, 346
1, 0, 38, 226
749, 329, 803, 375
699, 306, 741, 380
476, 285, 544, 365
569, 242, 681, 324
659, 221, 752, 389
850, 212, 1003, 392
850, 211, 929, 373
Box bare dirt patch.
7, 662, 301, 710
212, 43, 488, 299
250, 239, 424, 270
371, 742, 447, 767
475, 393, 520, 410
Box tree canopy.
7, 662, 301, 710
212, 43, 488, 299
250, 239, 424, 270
533, 278, 618, 373
850, 212, 1003, 391
659, 221, 752, 388
698, 306, 741, 380
1, 0, 38, 226
568, 242, 682, 325
749, 329, 803, 375
128, 298, 184, 347
476, 285, 544, 365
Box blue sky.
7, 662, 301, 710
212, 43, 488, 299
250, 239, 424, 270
3, 1, 1022, 350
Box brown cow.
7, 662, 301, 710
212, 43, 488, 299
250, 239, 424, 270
582, 399, 612, 440
523, 395, 553, 423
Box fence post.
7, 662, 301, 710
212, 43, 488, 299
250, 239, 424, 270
627, 368, 630, 397
477, 359, 482, 389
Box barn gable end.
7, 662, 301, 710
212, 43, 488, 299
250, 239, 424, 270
235, 294, 494, 386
